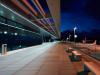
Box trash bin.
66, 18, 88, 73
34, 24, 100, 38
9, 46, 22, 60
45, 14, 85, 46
2, 44, 7, 55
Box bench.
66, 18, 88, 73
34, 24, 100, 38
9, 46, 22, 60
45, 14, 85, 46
83, 62, 100, 75
72, 51, 82, 61
66, 47, 73, 53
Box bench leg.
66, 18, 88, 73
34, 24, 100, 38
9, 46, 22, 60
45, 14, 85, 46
92, 72, 96, 75
83, 64, 90, 72
76, 56, 81, 61
84, 64, 97, 75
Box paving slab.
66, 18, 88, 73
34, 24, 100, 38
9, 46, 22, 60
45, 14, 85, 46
0, 42, 77, 75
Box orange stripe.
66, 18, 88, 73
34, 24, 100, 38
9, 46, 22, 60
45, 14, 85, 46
34, 0, 46, 16
22, 0, 38, 16
11, 0, 29, 15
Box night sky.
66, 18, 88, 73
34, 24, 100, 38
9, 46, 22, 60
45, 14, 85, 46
61, 0, 100, 32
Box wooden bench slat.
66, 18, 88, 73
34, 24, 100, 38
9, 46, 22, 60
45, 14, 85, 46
84, 62, 100, 75
72, 51, 82, 56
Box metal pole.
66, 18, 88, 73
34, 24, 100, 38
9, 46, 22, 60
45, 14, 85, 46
94, 40, 96, 55
69, 35, 71, 42
66, 37, 67, 43
74, 27, 77, 47
74, 29, 76, 47
74, 30, 76, 43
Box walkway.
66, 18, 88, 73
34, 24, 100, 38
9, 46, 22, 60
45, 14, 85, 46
0, 42, 77, 75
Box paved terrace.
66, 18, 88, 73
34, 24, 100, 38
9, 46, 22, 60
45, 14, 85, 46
0, 42, 77, 75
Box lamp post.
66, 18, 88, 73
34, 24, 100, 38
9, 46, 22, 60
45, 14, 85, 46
69, 35, 71, 42
66, 37, 69, 43
73, 27, 77, 46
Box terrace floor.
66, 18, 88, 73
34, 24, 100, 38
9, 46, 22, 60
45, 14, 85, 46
0, 42, 77, 75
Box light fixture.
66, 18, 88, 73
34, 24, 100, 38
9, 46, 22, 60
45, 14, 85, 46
74, 27, 77, 31
67, 38, 69, 40
11, 33, 14, 35
11, 15, 15, 20
0, 31, 2, 34
74, 35, 77, 38
0, 10, 3, 15
4, 31, 7, 34
15, 33, 18, 36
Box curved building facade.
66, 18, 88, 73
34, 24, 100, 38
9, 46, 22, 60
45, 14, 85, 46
0, 0, 60, 52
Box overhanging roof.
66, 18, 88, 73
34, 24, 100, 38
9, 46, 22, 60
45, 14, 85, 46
0, 0, 60, 38
46, 0, 60, 37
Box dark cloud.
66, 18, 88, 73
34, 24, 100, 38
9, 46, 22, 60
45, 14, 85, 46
61, 0, 100, 32
85, 0, 100, 20
61, 0, 88, 12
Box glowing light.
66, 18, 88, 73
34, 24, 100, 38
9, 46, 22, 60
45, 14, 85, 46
0, 21, 40, 36
74, 35, 77, 38
0, 10, 3, 15
11, 16, 15, 20
15, 33, 18, 36
74, 27, 77, 30
4, 31, 7, 34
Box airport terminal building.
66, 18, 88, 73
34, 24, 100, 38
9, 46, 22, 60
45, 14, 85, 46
0, 0, 60, 51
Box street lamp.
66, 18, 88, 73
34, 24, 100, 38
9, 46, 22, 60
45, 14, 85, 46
67, 37, 69, 40
69, 35, 71, 42
73, 27, 77, 46
66, 37, 69, 43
